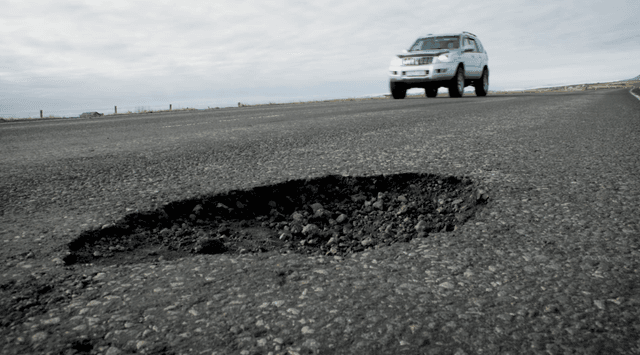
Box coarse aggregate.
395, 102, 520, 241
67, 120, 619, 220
61, 172, 486, 266
1, 88, 639, 354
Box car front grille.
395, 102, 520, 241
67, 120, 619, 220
402, 57, 433, 65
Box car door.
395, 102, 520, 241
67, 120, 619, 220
460, 36, 478, 78
467, 38, 482, 78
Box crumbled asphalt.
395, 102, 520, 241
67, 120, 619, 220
62, 173, 486, 266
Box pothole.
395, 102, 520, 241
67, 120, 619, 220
64, 173, 488, 266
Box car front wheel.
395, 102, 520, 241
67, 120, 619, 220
390, 82, 407, 99
448, 67, 464, 98
475, 69, 489, 96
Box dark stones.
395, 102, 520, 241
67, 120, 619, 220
64, 173, 484, 266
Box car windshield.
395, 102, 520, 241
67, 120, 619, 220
409, 36, 460, 51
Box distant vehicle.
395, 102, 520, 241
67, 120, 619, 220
388, 31, 489, 99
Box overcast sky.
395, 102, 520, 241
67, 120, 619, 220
1, 0, 639, 117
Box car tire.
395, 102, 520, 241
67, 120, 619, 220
448, 67, 464, 98
390, 82, 407, 99
475, 69, 489, 96
425, 87, 438, 98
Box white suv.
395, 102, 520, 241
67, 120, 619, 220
388, 31, 489, 99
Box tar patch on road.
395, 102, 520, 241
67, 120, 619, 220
64, 173, 488, 266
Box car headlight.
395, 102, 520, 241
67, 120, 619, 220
434, 53, 451, 63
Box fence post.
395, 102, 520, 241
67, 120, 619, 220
170, 104, 172, 111
115, 106, 117, 114
40, 110, 43, 118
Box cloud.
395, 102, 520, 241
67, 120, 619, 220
1, 0, 639, 116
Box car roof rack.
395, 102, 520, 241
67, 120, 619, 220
462, 31, 477, 37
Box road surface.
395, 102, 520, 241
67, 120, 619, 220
1, 89, 639, 354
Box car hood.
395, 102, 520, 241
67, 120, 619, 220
397, 50, 449, 58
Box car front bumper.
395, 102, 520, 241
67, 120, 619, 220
388, 62, 457, 85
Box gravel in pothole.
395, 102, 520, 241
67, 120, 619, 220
63, 173, 488, 266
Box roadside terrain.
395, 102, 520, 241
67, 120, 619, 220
489, 77, 640, 95
2, 78, 638, 121
1, 88, 639, 354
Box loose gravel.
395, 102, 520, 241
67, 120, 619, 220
63, 173, 486, 266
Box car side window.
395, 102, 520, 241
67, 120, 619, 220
468, 38, 479, 52
463, 37, 474, 52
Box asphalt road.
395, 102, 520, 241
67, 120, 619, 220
1, 89, 639, 354
1, 92, 537, 256
1, 95, 522, 165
